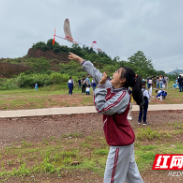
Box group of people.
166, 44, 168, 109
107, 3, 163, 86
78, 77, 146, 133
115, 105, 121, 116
146, 75, 169, 89
77, 75, 97, 95
173, 75, 183, 92
68, 75, 97, 95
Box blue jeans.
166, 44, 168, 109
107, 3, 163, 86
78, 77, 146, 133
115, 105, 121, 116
68, 86, 72, 95
138, 100, 148, 122
92, 86, 96, 91
157, 83, 159, 88
160, 82, 162, 89
179, 84, 183, 92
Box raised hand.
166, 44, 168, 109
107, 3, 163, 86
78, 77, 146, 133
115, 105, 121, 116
68, 52, 83, 63
99, 72, 108, 85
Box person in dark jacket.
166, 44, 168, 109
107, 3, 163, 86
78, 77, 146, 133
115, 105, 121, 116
138, 81, 150, 125
178, 75, 183, 92
81, 76, 86, 94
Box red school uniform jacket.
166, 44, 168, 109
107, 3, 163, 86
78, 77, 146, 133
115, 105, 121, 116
82, 60, 135, 146
95, 86, 135, 146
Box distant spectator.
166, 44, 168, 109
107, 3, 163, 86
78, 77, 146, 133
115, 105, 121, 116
148, 78, 152, 89
162, 76, 166, 89
178, 75, 183, 92
91, 79, 97, 91
176, 78, 179, 89
164, 75, 169, 89
68, 77, 73, 95
173, 82, 177, 89
86, 81, 90, 95
159, 76, 163, 89
78, 78, 81, 90
146, 75, 149, 88
152, 77, 156, 88
71, 78, 74, 91
156, 76, 159, 89
35, 83, 38, 91
85, 74, 90, 85
155, 90, 167, 99
81, 76, 86, 94
138, 81, 150, 125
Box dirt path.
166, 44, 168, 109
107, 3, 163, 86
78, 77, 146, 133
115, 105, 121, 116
0, 111, 183, 183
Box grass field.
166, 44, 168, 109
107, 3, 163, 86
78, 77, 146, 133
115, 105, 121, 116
0, 117, 183, 182
0, 81, 182, 110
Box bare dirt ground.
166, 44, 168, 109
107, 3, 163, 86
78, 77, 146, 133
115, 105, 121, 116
0, 111, 183, 183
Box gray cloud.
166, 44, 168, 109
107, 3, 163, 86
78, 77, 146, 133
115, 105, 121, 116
0, 0, 182, 72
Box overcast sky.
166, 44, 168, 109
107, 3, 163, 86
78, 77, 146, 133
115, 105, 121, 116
0, 0, 182, 73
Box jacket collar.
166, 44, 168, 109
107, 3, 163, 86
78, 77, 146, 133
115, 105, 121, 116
111, 86, 128, 93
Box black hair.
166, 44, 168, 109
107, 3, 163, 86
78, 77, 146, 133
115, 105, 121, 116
120, 67, 142, 105
155, 90, 158, 93
69, 77, 72, 79
142, 81, 146, 86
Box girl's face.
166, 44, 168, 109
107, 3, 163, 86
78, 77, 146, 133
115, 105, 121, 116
111, 68, 126, 88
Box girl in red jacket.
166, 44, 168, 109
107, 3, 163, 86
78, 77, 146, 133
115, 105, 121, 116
68, 53, 143, 183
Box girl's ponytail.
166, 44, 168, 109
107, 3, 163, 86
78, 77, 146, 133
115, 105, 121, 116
132, 75, 142, 106
120, 67, 142, 106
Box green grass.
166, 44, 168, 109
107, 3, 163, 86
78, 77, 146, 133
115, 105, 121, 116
0, 84, 93, 110
0, 81, 183, 110
1, 122, 183, 182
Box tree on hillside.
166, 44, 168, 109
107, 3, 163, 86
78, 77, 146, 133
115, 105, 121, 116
156, 70, 166, 75
32, 42, 48, 51
128, 51, 154, 77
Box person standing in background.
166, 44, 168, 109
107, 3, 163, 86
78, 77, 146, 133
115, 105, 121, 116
71, 78, 74, 91
152, 76, 156, 88
91, 78, 97, 92
164, 75, 169, 89
81, 76, 86, 94
178, 75, 183, 92
85, 74, 90, 85
146, 75, 149, 88
78, 78, 81, 90
68, 77, 73, 95
156, 76, 159, 89
159, 75, 163, 89
148, 78, 152, 89
35, 83, 38, 91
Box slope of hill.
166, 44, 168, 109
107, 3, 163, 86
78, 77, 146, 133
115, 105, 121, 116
167, 69, 183, 75
0, 49, 70, 78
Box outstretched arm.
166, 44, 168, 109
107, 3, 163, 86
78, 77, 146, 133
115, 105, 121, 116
68, 52, 111, 87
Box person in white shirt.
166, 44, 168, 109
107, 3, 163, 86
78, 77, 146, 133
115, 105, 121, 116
148, 78, 152, 89
68, 77, 73, 95
164, 75, 169, 89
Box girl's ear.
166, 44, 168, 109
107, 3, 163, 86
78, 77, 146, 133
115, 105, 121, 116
120, 78, 126, 83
